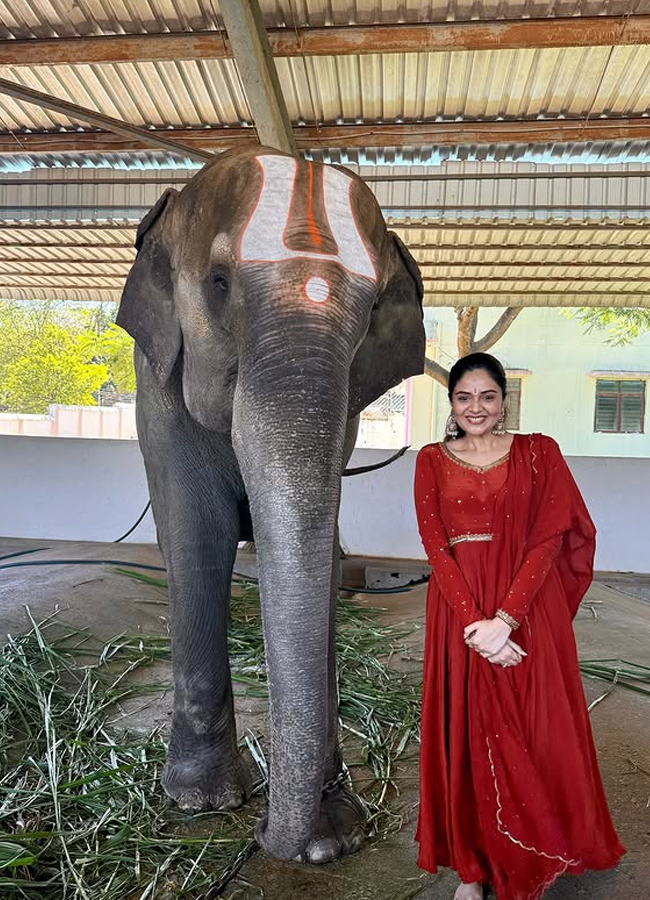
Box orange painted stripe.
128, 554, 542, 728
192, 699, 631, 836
305, 164, 323, 250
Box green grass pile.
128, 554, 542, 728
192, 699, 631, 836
0, 575, 422, 899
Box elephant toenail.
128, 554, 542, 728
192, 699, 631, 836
306, 837, 340, 864
344, 829, 365, 855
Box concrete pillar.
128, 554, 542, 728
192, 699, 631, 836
409, 373, 437, 449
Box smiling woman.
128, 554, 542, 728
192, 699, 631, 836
413, 352, 624, 900
443, 352, 511, 469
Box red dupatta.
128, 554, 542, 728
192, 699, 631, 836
466, 434, 597, 900
485, 433, 595, 621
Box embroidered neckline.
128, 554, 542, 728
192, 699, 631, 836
440, 439, 513, 473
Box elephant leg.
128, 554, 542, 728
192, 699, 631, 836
156, 466, 252, 812
301, 416, 366, 864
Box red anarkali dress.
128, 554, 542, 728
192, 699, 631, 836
414, 433, 624, 900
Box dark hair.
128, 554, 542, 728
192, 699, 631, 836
447, 352, 508, 402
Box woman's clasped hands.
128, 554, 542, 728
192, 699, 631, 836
463, 618, 527, 668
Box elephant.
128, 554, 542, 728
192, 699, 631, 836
116, 146, 425, 864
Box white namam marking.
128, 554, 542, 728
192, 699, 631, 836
304, 276, 330, 303
239, 155, 377, 282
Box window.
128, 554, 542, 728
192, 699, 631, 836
357, 381, 410, 448
594, 379, 645, 433
505, 377, 522, 431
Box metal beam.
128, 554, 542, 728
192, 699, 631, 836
0, 77, 213, 163
0, 263, 130, 273
3, 169, 650, 186
0, 275, 124, 283
218, 0, 296, 156
422, 276, 650, 284
0, 222, 133, 231
5, 271, 647, 287
422, 294, 650, 309
2, 117, 650, 155
0, 288, 121, 301
0, 220, 644, 235
418, 261, 650, 269
6, 257, 649, 271
363, 169, 650, 183
0, 243, 132, 249
404, 243, 650, 251
392, 222, 650, 231
1, 16, 649, 66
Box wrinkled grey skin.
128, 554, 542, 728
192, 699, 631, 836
117, 146, 425, 863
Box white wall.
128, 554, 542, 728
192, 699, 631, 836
0, 435, 156, 544
0, 436, 648, 573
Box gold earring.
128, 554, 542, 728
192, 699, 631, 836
493, 409, 506, 435
445, 414, 459, 439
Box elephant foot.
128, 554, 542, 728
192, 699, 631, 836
162, 751, 252, 813
256, 779, 367, 864
301, 781, 367, 864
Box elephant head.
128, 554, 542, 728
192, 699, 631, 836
117, 147, 424, 859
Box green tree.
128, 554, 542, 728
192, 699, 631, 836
98, 323, 136, 394
3, 323, 108, 414
569, 307, 650, 346
0, 300, 136, 413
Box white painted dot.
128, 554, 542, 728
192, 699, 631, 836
304, 276, 330, 303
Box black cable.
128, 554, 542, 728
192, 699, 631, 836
342, 445, 409, 477
114, 500, 152, 543
0, 559, 166, 572
0, 547, 50, 563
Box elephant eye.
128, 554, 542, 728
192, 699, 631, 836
211, 266, 230, 295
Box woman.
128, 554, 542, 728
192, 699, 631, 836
414, 352, 624, 900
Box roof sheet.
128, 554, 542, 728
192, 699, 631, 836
1, 44, 649, 132
1, 0, 648, 38
0, 2, 649, 308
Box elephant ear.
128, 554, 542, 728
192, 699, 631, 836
116, 188, 181, 386
348, 232, 425, 418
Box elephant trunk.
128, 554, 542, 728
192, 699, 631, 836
232, 332, 350, 860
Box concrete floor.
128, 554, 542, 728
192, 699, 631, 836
0, 536, 648, 899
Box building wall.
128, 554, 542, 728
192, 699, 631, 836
423, 307, 650, 457
0, 435, 154, 545
0, 404, 137, 439
0, 436, 647, 573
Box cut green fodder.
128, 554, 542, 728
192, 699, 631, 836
0, 576, 422, 899
0, 612, 258, 900
578, 658, 650, 711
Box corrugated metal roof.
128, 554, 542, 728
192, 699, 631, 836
0, 160, 649, 306
3, 139, 650, 172
359, 161, 650, 221
3, 160, 649, 220
0, 1, 649, 308
0, 151, 204, 172
1, 0, 648, 37
1, 44, 649, 131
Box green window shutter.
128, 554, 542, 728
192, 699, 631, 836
595, 379, 645, 433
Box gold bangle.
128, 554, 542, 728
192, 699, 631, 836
496, 609, 520, 630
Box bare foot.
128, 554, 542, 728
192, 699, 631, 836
453, 882, 483, 900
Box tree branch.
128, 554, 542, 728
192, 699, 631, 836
456, 306, 479, 357
424, 356, 450, 387
472, 306, 524, 354
468, 311, 478, 346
